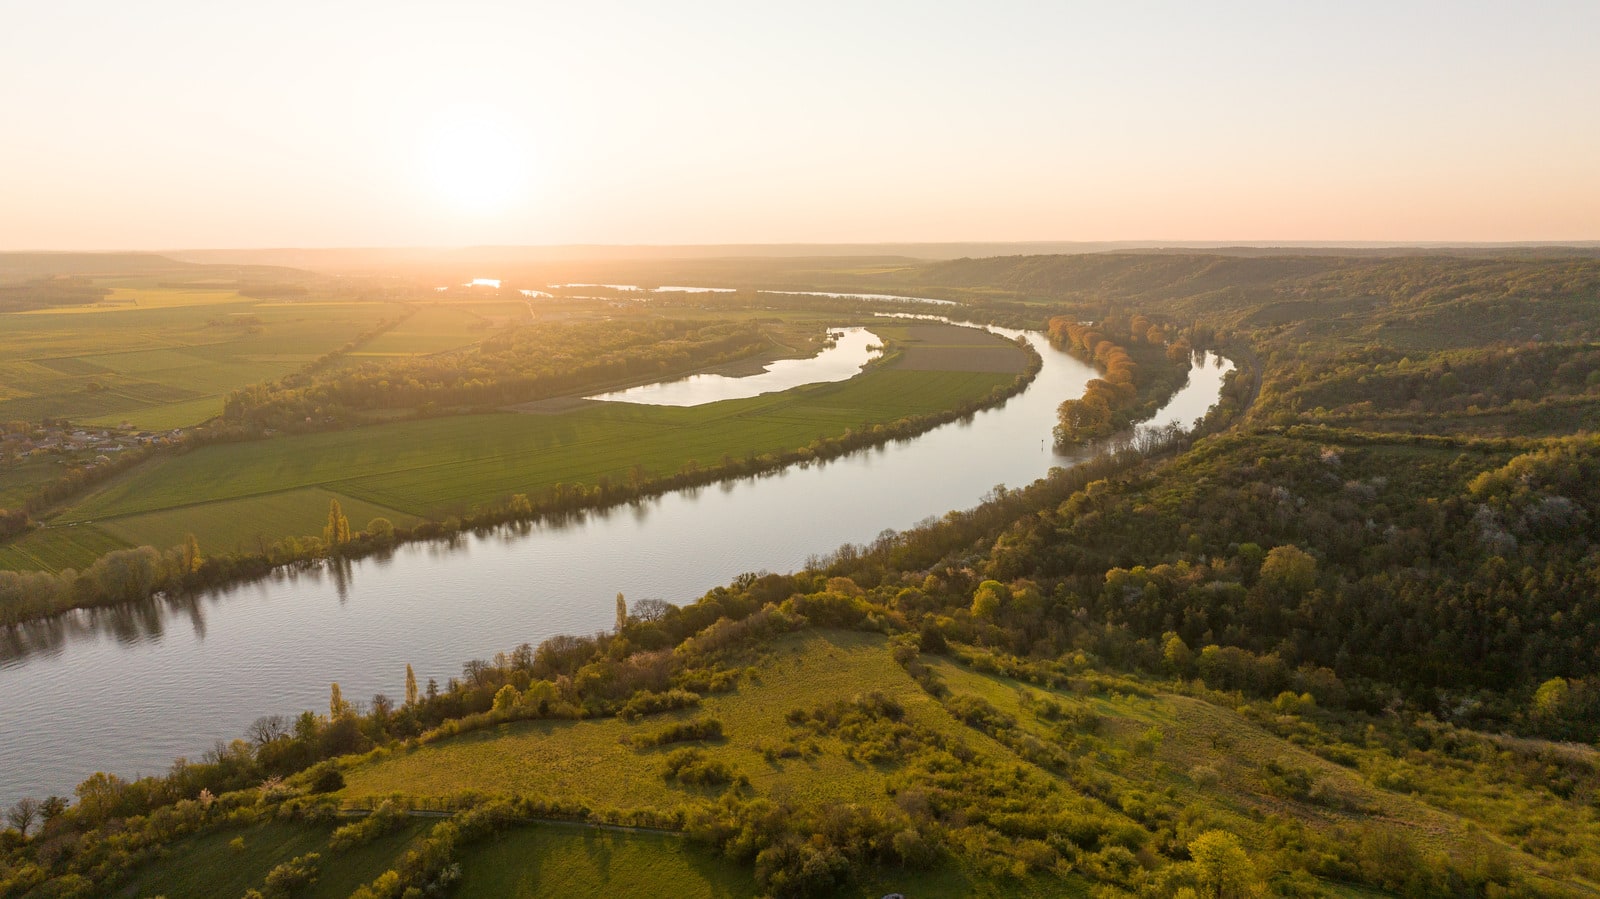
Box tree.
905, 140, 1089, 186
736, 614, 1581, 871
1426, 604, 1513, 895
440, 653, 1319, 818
365, 517, 394, 544
329, 682, 349, 719
971, 580, 1009, 619
181, 533, 202, 574
39, 796, 67, 822
247, 714, 290, 746
323, 499, 350, 549
1163, 632, 1195, 676
493, 684, 520, 712
1533, 677, 1570, 721
616, 592, 628, 633
405, 664, 419, 707
1259, 545, 1316, 595
6, 797, 39, 837
1188, 830, 1262, 898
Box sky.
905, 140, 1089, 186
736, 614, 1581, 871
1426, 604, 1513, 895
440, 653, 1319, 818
2, 1, 1598, 249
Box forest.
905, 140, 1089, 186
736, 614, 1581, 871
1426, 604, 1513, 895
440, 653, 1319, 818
4, 249, 1600, 897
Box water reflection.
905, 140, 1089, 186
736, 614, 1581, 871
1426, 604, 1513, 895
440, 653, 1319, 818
587, 327, 882, 406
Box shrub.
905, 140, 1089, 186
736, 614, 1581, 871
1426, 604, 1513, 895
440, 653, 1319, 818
631, 717, 724, 748
306, 762, 344, 794
661, 748, 738, 786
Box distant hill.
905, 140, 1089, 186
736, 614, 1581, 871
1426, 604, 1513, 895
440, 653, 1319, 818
165, 241, 1600, 274
0, 252, 202, 284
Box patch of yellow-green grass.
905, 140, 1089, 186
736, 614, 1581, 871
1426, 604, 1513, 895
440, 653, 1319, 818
342, 631, 948, 811
82, 395, 227, 429
92, 487, 419, 556
0, 458, 57, 509
454, 823, 755, 899
121, 818, 431, 899
0, 523, 130, 573
17, 287, 252, 314
353, 305, 490, 356
454, 822, 1083, 899
923, 656, 1566, 880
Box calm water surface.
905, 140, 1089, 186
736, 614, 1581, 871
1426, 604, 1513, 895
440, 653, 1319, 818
0, 324, 1231, 800
587, 327, 882, 406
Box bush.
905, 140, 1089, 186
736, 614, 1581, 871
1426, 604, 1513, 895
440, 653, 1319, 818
631, 716, 724, 748
306, 762, 344, 794
328, 800, 405, 852
661, 748, 738, 786
261, 852, 320, 896
618, 688, 702, 720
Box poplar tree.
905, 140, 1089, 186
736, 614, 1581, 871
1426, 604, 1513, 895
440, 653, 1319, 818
181, 534, 202, 574
329, 682, 347, 718
615, 592, 627, 633
405, 664, 419, 707
324, 499, 350, 548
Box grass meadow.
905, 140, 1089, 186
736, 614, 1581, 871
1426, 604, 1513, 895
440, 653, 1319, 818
338, 628, 1560, 893
120, 818, 431, 899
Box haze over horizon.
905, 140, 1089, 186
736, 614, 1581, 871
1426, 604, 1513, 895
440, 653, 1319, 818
4, 1, 1598, 250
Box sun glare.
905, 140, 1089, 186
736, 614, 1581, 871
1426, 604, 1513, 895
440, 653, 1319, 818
423, 120, 532, 214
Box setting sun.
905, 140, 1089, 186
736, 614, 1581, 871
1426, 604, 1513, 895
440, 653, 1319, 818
423, 119, 533, 214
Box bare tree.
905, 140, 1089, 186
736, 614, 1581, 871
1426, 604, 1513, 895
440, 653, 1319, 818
632, 597, 675, 622
7, 798, 39, 838
247, 714, 291, 746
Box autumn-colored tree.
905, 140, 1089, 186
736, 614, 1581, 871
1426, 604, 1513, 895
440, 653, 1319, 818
404, 664, 419, 707
323, 499, 350, 548
616, 592, 628, 633
1188, 830, 1262, 898
1259, 545, 1317, 595
180, 533, 202, 574
329, 682, 349, 719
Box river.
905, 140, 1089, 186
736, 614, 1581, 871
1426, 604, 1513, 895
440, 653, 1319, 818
0, 323, 1233, 801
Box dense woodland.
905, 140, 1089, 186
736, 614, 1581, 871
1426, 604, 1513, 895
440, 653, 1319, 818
5, 251, 1600, 896
1049, 314, 1194, 447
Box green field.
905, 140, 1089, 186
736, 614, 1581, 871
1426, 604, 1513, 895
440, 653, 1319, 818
0, 290, 403, 428
0, 522, 128, 572
120, 818, 431, 899
96, 487, 419, 556
351, 303, 499, 357
454, 824, 756, 899
9, 324, 1023, 569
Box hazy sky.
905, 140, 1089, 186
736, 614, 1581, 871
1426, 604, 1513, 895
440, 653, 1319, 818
3, 1, 1598, 248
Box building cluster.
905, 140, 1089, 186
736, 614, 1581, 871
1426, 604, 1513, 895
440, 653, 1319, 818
1, 423, 184, 469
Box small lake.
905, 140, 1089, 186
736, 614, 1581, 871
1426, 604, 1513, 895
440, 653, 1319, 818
586, 327, 883, 407
0, 321, 1232, 800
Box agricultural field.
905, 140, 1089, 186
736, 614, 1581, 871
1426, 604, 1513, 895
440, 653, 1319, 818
350, 303, 510, 358
91, 488, 419, 558
0, 287, 404, 428
12, 323, 1025, 569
